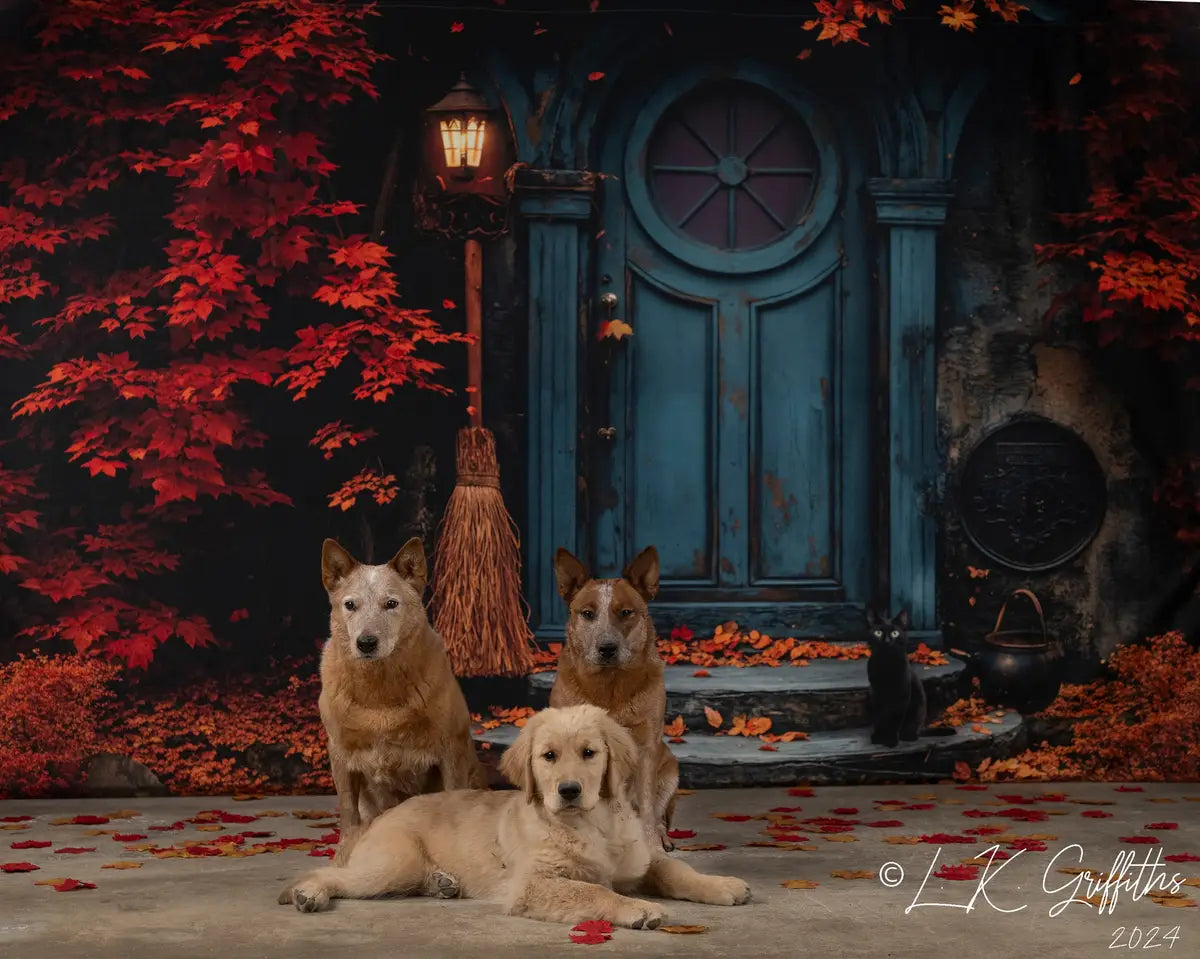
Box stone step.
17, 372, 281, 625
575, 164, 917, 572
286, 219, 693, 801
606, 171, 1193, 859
526, 660, 969, 733
474, 711, 1025, 788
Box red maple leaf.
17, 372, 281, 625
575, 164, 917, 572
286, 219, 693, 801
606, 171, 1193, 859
51, 878, 97, 891
934, 864, 980, 881
1, 862, 39, 872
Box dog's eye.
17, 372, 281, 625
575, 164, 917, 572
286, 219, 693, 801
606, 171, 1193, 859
581, 747, 595, 759
579, 609, 596, 621
385, 599, 399, 610
542, 750, 556, 762
344, 600, 356, 612
618, 608, 633, 618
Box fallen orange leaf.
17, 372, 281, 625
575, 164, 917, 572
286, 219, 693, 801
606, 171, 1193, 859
101, 861, 143, 869
830, 870, 874, 880
663, 715, 686, 738
823, 835, 858, 843
704, 706, 723, 729
660, 925, 708, 934
781, 879, 819, 889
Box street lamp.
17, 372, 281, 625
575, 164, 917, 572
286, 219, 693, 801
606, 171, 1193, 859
426, 73, 491, 183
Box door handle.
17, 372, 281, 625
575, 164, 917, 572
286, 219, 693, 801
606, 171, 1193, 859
600, 292, 618, 310
597, 427, 616, 441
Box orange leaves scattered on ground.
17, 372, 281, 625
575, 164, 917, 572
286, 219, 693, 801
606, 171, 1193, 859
830, 869, 874, 880
96, 657, 331, 795
780, 879, 819, 889
704, 706, 723, 729
473, 706, 535, 733
660, 925, 708, 934
663, 715, 686, 738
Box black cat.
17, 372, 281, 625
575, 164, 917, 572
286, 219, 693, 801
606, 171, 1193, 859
866, 608, 926, 748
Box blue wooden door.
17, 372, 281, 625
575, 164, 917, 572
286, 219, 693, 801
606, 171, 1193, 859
591, 64, 872, 635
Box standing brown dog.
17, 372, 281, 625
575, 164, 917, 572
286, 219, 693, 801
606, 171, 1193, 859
319, 537, 486, 863
549, 546, 679, 851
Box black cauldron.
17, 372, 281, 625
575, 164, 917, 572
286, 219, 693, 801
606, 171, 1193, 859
973, 589, 1063, 714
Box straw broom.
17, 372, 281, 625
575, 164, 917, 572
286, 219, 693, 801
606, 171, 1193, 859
430, 238, 535, 677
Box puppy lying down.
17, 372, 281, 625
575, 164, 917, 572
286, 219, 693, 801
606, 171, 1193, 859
279, 704, 750, 928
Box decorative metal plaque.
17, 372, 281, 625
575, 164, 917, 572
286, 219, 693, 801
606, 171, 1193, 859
957, 417, 1106, 572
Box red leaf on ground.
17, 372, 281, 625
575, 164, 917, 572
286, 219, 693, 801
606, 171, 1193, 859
935, 864, 980, 880
1115, 786, 1144, 792
587, 71, 606, 81
309, 847, 335, 857
994, 795, 1037, 804
442, 298, 456, 309
905, 804, 935, 811
667, 829, 695, 839
1120, 836, 1160, 844
1, 862, 39, 872
1165, 853, 1200, 862
450, 22, 464, 33
51, 878, 96, 891
184, 845, 223, 856
831, 808, 859, 815
966, 826, 1006, 835
1146, 823, 1179, 830
920, 834, 976, 844
0, 817, 33, 823
149, 823, 185, 831
66, 816, 109, 825
769, 834, 809, 842
54, 847, 96, 854
819, 824, 856, 833
1081, 811, 1112, 819
1007, 839, 1047, 852
714, 814, 752, 822
955, 785, 988, 791
759, 744, 778, 751
866, 820, 904, 828
788, 787, 815, 797
112, 834, 146, 842
569, 933, 610, 945
10, 841, 51, 849
572, 921, 614, 935
770, 807, 803, 813
693, 669, 711, 677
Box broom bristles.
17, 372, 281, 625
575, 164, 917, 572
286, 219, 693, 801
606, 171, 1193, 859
431, 426, 536, 678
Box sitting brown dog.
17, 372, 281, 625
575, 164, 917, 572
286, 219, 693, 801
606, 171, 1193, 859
318, 537, 486, 863
548, 545, 679, 851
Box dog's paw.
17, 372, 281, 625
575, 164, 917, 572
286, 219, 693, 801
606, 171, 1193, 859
701, 875, 752, 906
658, 826, 675, 853
288, 882, 330, 913
614, 898, 666, 931
424, 869, 461, 899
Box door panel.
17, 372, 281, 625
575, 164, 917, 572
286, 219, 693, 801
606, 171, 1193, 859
754, 277, 837, 584
629, 276, 715, 584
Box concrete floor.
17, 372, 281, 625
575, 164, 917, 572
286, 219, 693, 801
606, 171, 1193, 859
2, 784, 1198, 958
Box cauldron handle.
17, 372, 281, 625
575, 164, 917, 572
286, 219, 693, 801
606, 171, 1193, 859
991, 588, 1047, 642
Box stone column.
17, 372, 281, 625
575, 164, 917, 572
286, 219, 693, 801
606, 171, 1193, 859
515, 169, 596, 639
866, 178, 954, 641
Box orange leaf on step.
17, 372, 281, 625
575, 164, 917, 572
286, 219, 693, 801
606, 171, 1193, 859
663, 715, 686, 738
704, 706, 723, 729
831, 870, 874, 880
781, 879, 819, 889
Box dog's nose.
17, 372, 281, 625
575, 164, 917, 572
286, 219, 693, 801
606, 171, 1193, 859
597, 641, 619, 660
356, 635, 379, 655
557, 781, 582, 801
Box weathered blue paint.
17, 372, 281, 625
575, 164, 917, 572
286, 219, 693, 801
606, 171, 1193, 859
867, 178, 954, 642
517, 177, 594, 640
590, 61, 873, 633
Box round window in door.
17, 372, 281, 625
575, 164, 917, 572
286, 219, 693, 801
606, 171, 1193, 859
625, 70, 841, 274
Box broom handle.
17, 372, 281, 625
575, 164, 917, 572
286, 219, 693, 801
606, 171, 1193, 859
465, 237, 483, 429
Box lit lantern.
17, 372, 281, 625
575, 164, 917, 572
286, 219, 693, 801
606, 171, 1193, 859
426, 73, 491, 182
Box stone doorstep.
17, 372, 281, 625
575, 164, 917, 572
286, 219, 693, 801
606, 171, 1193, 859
526, 661, 971, 733
474, 711, 1026, 788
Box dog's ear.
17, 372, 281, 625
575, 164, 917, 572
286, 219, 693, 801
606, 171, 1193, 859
321, 539, 358, 592
621, 546, 659, 602
601, 719, 638, 800
389, 537, 427, 592
499, 714, 538, 804
554, 548, 590, 605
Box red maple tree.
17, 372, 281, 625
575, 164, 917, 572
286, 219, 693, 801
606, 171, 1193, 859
0, 1, 461, 668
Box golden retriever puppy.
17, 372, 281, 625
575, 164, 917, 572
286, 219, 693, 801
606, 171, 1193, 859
319, 537, 486, 864
278, 705, 751, 927
550, 546, 679, 850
